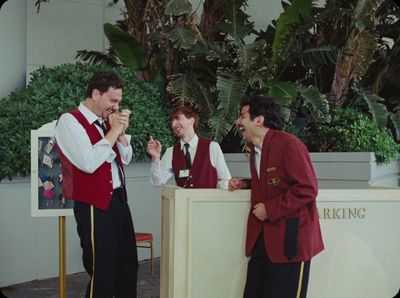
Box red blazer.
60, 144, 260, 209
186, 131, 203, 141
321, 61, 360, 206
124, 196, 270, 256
245, 129, 324, 263
56, 109, 125, 210
172, 138, 218, 188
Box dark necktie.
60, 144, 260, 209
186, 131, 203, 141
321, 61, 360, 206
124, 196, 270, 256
184, 143, 192, 169
94, 120, 107, 135
94, 120, 125, 187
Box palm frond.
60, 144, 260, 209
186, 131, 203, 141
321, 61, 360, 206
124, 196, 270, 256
301, 46, 337, 68
166, 73, 197, 104
208, 72, 246, 141
236, 40, 265, 68
272, 0, 314, 68
165, 0, 192, 16
209, 111, 234, 142
192, 81, 216, 115
216, 72, 246, 115
75, 50, 119, 66
216, 0, 254, 40
359, 91, 388, 128
103, 23, 149, 71
248, 67, 275, 90
165, 25, 198, 49
299, 85, 330, 123
268, 81, 298, 107
354, 0, 384, 30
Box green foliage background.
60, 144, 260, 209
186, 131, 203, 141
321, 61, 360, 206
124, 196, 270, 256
301, 108, 400, 164
0, 63, 175, 180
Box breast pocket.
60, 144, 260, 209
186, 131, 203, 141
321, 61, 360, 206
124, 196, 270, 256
266, 169, 285, 197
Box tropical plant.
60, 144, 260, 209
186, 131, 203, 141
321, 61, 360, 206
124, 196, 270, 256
37, 0, 400, 153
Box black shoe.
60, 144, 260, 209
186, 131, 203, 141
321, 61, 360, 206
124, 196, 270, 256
0, 289, 8, 298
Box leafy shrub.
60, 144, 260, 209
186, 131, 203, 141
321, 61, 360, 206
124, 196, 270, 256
303, 108, 400, 164
0, 63, 175, 180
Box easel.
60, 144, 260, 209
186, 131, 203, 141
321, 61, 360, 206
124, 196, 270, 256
59, 216, 66, 298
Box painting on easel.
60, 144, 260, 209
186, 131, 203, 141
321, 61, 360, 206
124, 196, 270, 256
31, 121, 73, 217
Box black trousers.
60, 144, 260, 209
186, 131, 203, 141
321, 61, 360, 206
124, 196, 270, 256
74, 188, 138, 298
243, 235, 310, 298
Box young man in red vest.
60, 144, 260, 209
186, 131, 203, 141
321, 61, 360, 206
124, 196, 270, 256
147, 102, 231, 189
55, 72, 138, 298
229, 94, 324, 298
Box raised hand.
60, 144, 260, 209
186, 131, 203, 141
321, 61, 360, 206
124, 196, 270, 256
147, 135, 162, 162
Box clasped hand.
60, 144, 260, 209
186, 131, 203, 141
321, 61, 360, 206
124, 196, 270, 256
109, 109, 131, 134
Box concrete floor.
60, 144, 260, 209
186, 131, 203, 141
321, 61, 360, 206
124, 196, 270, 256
1, 259, 160, 298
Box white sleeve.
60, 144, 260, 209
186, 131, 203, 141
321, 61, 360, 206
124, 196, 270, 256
150, 147, 175, 186
209, 142, 232, 189
116, 134, 133, 165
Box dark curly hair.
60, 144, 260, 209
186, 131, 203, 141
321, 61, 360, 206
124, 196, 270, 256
240, 94, 285, 130
86, 71, 124, 98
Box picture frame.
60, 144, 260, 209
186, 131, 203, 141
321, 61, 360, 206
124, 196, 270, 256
30, 121, 73, 217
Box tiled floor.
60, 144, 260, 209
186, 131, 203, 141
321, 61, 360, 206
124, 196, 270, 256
1, 259, 160, 298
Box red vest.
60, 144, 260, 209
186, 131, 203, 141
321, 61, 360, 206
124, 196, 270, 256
246, 129, 324, 262
172, 138, 218, 188
55, 109, 125, 210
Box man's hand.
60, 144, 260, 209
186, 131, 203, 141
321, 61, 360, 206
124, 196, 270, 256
229, 178, 247, 190
108, 112, 125, 135
119, 109, 131, 132
147, 136, 162, 162
252, 203, 267, 221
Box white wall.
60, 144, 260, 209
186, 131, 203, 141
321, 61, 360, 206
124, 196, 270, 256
0, 0, 26, 99
26, 0, 124, 82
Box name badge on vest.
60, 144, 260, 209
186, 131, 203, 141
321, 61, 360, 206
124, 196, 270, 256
179, 169, 190, 178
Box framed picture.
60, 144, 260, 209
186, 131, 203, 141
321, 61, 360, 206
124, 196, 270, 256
31, 121, 73, 217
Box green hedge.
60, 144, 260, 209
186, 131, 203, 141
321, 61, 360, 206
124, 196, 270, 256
303, 108, 400, 164
0, 63, 175, 180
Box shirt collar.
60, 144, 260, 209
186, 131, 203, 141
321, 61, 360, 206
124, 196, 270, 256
254, 144, 262, 154
78, 102, 103, 125
180, 134, 199, 150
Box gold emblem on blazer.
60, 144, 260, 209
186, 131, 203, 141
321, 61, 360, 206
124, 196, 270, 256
268, 178, 280, 186
266, 166, 277, 173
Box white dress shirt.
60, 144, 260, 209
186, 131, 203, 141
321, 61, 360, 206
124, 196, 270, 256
150, 134, 231, 189
254, 145, 262, 178
55, 102, 133, 189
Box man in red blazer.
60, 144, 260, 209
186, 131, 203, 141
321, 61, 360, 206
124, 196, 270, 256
229, 94, 324, 298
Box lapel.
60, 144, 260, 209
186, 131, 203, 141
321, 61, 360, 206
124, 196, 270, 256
259, 129, 275, 182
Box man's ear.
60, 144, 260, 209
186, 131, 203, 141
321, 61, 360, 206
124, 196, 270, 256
91, 89, 100, 100
256, 115, 264, 126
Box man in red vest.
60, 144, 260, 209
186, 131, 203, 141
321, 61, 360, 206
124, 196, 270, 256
229, 94, 324, 298
55, 72, 138, 298
147, 102, 231, 189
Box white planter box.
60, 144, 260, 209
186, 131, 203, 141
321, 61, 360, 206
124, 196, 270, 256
224, 152, 400, 189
